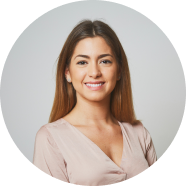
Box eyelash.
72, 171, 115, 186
77, 60, 112, 65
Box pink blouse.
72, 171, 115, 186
33, 118, 157, 185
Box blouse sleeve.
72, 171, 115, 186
143, 126, 157, 166
33, 126, 69, 182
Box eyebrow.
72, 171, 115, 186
74, 54, 114, 60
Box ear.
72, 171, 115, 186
65, 67, 70, 77
117, 69, 121, 81
65, 67, 69, 76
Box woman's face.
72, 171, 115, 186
65, 36, 120, 102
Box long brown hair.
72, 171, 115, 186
49, 19, 140, 125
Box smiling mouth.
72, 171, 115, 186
85, 82, 105, 85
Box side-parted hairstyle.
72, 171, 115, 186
49, 19, 140, 125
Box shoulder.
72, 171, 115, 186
119, 121, 151, 143
37, 118, 68, 134
119, 121, 153, 154
119, 120, 145, 132
35, 118, 68, 146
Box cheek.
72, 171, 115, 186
71, 68, 86, 83
102, 68, 117, 81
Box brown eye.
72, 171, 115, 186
101, 60, 112, 64
77, 60, 112, 65
77, 61, 87, 65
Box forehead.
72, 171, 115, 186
72, 36, 113, 56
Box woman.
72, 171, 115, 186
33, 20, 157, 185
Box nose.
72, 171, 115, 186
87, 62, 102, 78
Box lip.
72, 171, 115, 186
84, 81, 105, 91
84, 81, 105, 84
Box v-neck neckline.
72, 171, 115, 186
61, 118, 124, 170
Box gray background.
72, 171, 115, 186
0, 0, 185, 162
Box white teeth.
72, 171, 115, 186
86, 83, 103, 87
